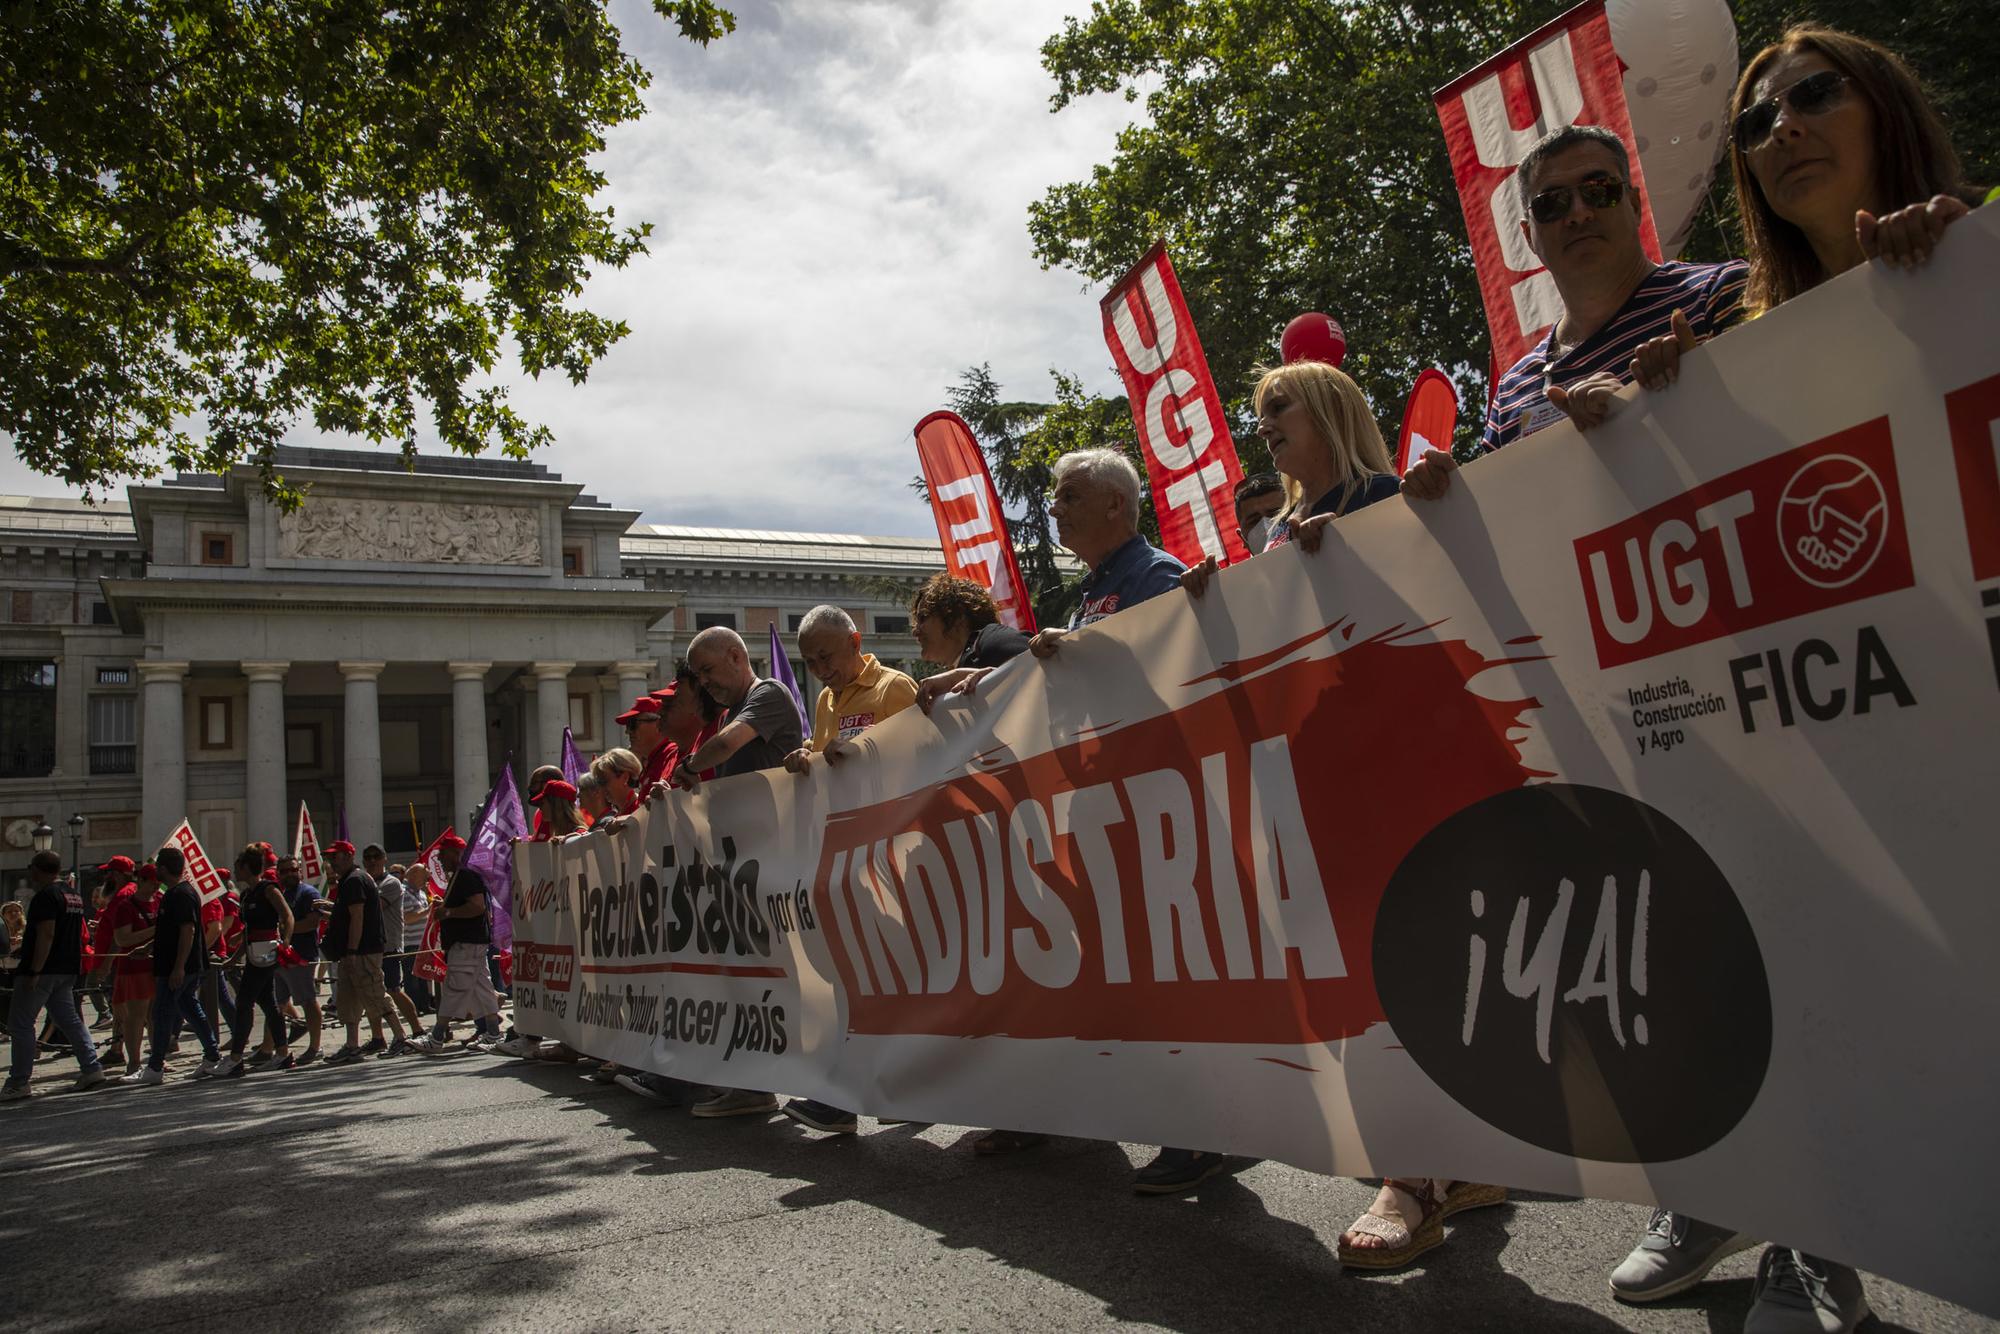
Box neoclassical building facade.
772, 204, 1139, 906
0, 446, 945, 894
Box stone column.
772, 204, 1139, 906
597, 671, 623, 752
448, 662, 492, 834
242, 661, 290, 850
139, 661, 189, 849
339, 661, 386, 850
532, 661, 575, 772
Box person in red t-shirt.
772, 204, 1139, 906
590, 748, 644, 818
106, 865, 163, 1075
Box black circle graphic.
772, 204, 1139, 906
1374, 784, 1770, 1163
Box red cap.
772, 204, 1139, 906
99, 855, 136, 877
437, 832, 467, 852
647, 682, 679, 702
532, 778, 578, 805
136, 863, 160, 883
616, 695, 664, 727
326, 840, 356, 857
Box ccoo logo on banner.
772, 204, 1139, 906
514, 210, 2000, 1319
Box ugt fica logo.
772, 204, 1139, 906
1777, 454, 1889, 589
1574, 419, 1915, 668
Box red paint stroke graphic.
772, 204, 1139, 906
811, 630, 1543, 1047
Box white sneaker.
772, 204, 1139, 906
73, 1068, 110, 1091
212, 1055, 241, 1078
409, 1036, 448, 1056
120, 1067, 164, 1086
194, 1058, 221, 1078
492, 1036, 538, 1058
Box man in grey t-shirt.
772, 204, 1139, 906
671, 625, 804, 1123
673, 626, 804, 784
362, 845, 423, 1046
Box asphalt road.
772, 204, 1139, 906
2, 1041, 1992, 1333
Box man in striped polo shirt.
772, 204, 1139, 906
1491, 123, 1747, 450
1407, 124, 1745, 504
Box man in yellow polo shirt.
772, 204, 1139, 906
782, 604, 918, 767
779, 604, 917, 1136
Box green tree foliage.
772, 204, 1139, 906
1026, 0, 1995, 457
0, 0, 735, 502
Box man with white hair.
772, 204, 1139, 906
671, 624, 804, 1119
779, 604, 917, 1134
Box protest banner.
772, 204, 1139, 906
514, 210, 2000, 1316
914, 411, 1038, 633
1435, 1, 1657, 372
292, 802, 323, 882
1099, 243, 1248, 568
164, 820, 227, 903
413, 826, 457, 983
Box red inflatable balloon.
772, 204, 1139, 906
1281, 312, 1347, 368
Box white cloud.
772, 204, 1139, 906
0, 0, 1142, 538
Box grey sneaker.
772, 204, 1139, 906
0, 1081, 31, 1102
691, 1088, 779, 1119
1745, 1247, 1871, 1333
73, 1068, 110, 1091
1610, 1209, 1757, 1302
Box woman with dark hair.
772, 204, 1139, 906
1602, 27, 1978, 1332
907, 573, 1032, 711
1728, 24, 1980, 314
213, 845, 294, 1077
526, 766, 584, 841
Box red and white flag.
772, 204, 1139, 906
914, 411, 1038, 633
1395, 370, 1462, 476
292, 801, 323, 882
164, 820, 228, 904
1099, 242, 1249, 569
413, 826, 457, 981
1434, 0, 1659, 374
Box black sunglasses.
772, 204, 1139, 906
1527, 175, 1628, 224
1733, 69, 1850, 152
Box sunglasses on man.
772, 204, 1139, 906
1733, 69, 1851, 152
1527, 175, 1629, 225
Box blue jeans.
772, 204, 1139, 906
7, 973, 102, 1087
149, 973, 219, 1070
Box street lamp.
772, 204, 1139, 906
31, 820, 53, 854
67, 812, 85, 876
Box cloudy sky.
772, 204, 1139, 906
2, 0, 1144, 539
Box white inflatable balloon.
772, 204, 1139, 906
1608, 0, 1739, 258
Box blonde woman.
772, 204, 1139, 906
590, 747, 644, 819
1181, 360, 1401, 596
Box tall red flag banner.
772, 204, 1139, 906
1395, 370, 1462, 476
1099, 243, 1249, 568
164, 820, 228, 903
292, 801, 323, 882
1434, 1, 1660, 374
914, 412, 1038, 633
413, 825, 457, 982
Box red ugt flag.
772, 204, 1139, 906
1434, 0, 1659, 374
1099, 243, 1249, 569
914, 411, 1038, 633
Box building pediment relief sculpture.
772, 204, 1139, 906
276, 497, 543, 566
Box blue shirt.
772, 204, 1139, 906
1267, 473, 1401, 546
1484, 259, 1749, 452
1069, 534, 1186, 628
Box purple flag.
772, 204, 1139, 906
560, 726, 586, 787
464, 760, 528, 952
767, 622, 810, 734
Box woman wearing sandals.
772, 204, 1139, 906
1181, 358, 1511, 1258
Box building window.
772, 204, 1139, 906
873, 613, 911, 635
9, 591, 30, 623
96, 666, 131, 686
694, 611, 737, 631
568, 692, 593, 745
89, 694, 137, 775
0, 660, 57, 778
787, 612, 807, 632
286, 724, 321, 769
200, 532, 234, 566
198, 697, 233, 750
91, 602, 116, 626
562, 544, 587, 577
